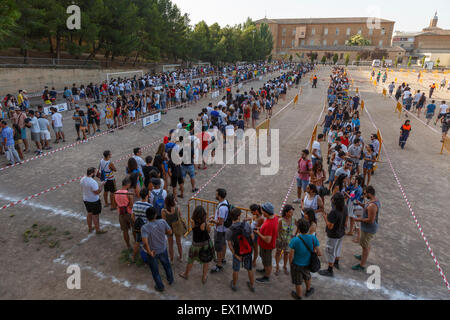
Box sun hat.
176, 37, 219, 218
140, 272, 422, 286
261, 202, 274, 215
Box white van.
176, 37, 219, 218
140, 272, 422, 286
372, 59, 381, 67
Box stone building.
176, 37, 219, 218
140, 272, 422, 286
255, 17, 404, 62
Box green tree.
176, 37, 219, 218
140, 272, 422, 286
347, 34, 371, 46
356, 54, 361, 66
436, 58, 440, 68
333, 53, 339, 64
345, 53, 350, 66
321, 55, 327, 64
0, 0, 21, 43
421, 56, 426, 68
395, 56, 399, 67
407, 56, 412, 67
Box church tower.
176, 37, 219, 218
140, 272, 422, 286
429, 12, 438, 28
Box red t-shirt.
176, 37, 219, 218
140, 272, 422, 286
196, 132, 210, 151
340, 137, 349, 147
258, 215, 279, 250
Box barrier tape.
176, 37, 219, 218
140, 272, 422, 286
0, 71, 275, 173
0, 71, 281, 211
349, 70, 450, 292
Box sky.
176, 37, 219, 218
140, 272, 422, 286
172, 0, 450, 32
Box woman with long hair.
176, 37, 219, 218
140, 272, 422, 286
247, 204, 264, 267
301, 184, 324, 218
155, 143, 169, 190
161, 194, 183, 262
310, 161, 327, 202
179, 206, 213, 284
363, 144, 376, 186
275, 204, 296, 276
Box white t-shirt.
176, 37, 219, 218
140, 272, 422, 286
403, 91, 411, 99
80, 176, 99, 202
30, 117, 41, 133
215, 200, 229, 232
52, 113, 63, 128
440, 104, 448, 114
133, 155, 146, 175
177, 122, 183, 129
149, 188, 167, 205
311, 141, 321, 159
225, 125, 235, 137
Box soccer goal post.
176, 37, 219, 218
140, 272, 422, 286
106, 70, 144, 83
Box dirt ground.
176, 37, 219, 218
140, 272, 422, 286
0, 66, 448, 300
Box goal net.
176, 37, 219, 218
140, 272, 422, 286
106, 70, 144, 83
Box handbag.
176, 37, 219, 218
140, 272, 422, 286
199, 241, 214, 263
298, 235, 321, 273
171, 207, 187, 236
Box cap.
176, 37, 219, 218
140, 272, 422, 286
151, 178, 161, 187
261, 202, 274, 215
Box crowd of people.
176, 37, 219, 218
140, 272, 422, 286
0, 63, 286, 165
78, 63, 325, 296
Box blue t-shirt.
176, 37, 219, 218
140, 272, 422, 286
289, 234, 320, 267
324, 115, 334, 127
426, 104, 436, 114
165, 142, 176, 153
1, 126, 15, 146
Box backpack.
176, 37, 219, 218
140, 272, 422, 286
219, 201, 234, 228
298, 235, 321, 273
152, 189, 165, 217
133, 214, 148, 234
232, 223, 253, 257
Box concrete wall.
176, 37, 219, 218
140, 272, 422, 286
0, 67, 151, 96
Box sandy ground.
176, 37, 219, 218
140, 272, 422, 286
0, 66, 448, 300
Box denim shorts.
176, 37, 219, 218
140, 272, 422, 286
232, 254, 253, 272
181, 164, 195, 179
296, 177, 309, 191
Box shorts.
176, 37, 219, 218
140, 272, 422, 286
232, 254, 253, 272
106, 118, 114, 126
290, 264, 311, 285
40, 130, 51, 141
31, 132, 41, 142
88, 118, 95, 124
214, 230, 226, 252
73, 95, 80, 101
181, 165, 195, 179
360, 231, 375, 249
426, 113, 434, 120
84, 200, 102, 215
363, 162, 373, 170
119, 213, 133, 232
325, 237, 343, 264
259, 247, 273, 267
75, 124, 80, 133
442, 123, 449, 134
170, 168, 184, 188
53, 127, 63, 133
21, 128, 27, 140
297, 177, 309, 191
437, 113, 445, 120
104, 180, 116, 193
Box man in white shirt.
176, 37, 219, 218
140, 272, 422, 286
311, 134, 324, 166
412, 90, 422, 111
209, 188, 230, 273
133, 147, 147, 176
218, 97, 227, 108
177, 117, 185, 129
38, 114, 52, 150
27, 110, 43, 154
51, 108, 65, 143
80, 167, 106, 234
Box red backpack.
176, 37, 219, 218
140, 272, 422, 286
232, 223, 253, 257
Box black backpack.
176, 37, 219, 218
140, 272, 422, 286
232, 223, 253, 257
219, 201, 234, 228
298, 235, 321, 273
134, 214, 148, 234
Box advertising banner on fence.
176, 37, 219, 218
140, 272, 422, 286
142, 112, 161, 128
43, 103, 68, 115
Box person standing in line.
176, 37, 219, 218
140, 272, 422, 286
289, 219, 321, 300
27, 110, 43, 155
318, 192, 347, 277
38, 112, 52, 151
399, 120, 412, 150
141, 206, 174, 292
50, 107, 65, 143
115, 177, 135, 250
352, 186, 380, 271
209, 188, 230, 273
275, 205, 296, 276
1, 120, 22, 165
72, 105, 82, 141
80, 167, 107, 234
254, 202, 278, 283
293, 150, 313, 204
99, 150, 117, 210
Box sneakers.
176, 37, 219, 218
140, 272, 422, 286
305, 287, 315, 298
352, 264, 366, 271
333, 261, 340, 270
154, 285, 164, 292
192, 188, 199, 193
255, 276, 270, 283
247, 281, 255, 292
256, 268, 265, 274
210, 265, 224, 273
291, 291, 302, 300
230, 280, 237, 292
318, 269, 334, 277
95, 230, 107, 235
354, 254, 362, 261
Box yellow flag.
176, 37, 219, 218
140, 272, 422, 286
395, 78, 398, 83
361, 100, 365, 110
396, 101, 402, 113
294, 95, 299, 104
356, 87, 359, 93
382, 88, 387, 97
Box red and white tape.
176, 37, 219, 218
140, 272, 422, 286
0, 72, 273, 173
278, 174, 297, 215
349, 70, 450, 292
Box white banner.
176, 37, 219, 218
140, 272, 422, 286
142, 112, 162, 128
43, 103, 68, 115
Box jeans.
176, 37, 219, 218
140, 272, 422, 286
328, 169, 336, 184
5, 145, 21, 164
141, 249, 174, 290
